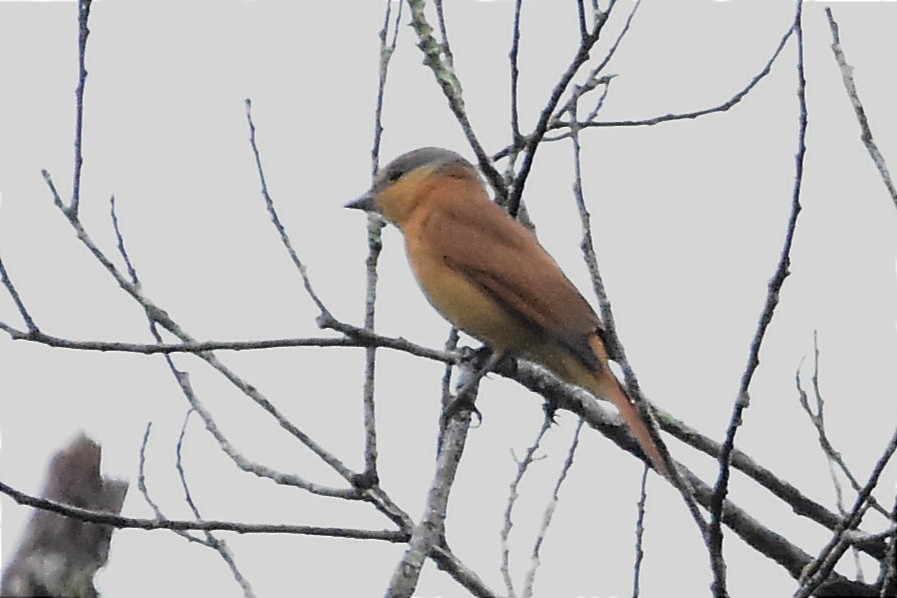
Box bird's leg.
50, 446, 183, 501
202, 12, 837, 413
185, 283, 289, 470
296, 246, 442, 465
470, 345, 495, 367
440, 348, 504, 431
542, 396, 561, 424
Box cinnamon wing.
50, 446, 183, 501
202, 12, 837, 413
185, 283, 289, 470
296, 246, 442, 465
424, 198, 603, 371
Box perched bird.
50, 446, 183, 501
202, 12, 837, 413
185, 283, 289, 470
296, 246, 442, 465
347, 147, 669, 477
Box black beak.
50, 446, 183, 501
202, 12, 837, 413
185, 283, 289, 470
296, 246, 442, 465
345, 192, 377, 212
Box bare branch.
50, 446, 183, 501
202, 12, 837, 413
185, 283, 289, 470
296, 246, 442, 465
137, 423, 201, 546
567, 92, 707, 549
796, 336, 871, 582
797, 334, 888, 519
139, 421, 257, 597
825, 8, 897, 209
506, 8, 611, 216
709, 3, 808, 594
0, 322, 454, 364
632, 466, 649, 598
357, 0, 406, 491
521, 418, 584, 598
0, 257, 38, 333
0, 478, 405, 540
42, 170, 376, 500
405, 0, 506, 204
244, 99, 333, 321
509, 0, 523, 146
680, 469, 874, 597
575, 0, 588, 40
882, 500, 897, 597
492, 13, 795, 160
69, 0, 92, 217
437, 330, 461, 453
499, 358, 878, 595
433, 0, 454, 72
386, 353, 503, 597
371, 0, 403, 171
109, 189, 358, 500
657, 404, 886, 561
174, 412, 256, 597
501, 416, 553, 598
795, 424, 897, 597
554, 0, 642, 124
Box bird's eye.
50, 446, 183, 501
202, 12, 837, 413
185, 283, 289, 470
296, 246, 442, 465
388, 169, 404, 182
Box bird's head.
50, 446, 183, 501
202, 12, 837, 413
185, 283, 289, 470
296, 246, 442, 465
346, 147, 478, 227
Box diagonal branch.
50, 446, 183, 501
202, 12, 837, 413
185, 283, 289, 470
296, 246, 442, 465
506, 7, 611, 216
385, 352, 504, 598
794, 423, 897, 598
405, 0, 506, 204
709, 2, 807, 594
0, 257, 38, 333
825, 8, 897, 209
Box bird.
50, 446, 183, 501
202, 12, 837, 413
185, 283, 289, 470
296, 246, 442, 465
346, 147, 669, 477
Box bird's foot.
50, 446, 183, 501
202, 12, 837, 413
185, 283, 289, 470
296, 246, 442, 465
440, 395, 483, 430
542, 397, 560, 424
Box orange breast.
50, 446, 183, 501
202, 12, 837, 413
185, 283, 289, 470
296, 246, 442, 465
404, 230, 541, 353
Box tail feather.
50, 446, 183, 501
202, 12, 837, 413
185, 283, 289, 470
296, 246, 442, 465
586, 336, 670, 477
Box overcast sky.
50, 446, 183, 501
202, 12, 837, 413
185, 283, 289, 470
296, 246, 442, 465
2, 1, 897, 596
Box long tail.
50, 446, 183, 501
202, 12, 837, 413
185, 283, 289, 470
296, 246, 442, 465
585, 335, 670, 478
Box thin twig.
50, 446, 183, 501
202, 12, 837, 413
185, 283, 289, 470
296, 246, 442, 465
358, 0, 404, 490
0, 478, 406, 540
677, 468, 873, 597
21, 5, 497, 595
506, 7, 610, 216
174, 412, 256, 598
568, 94, 654, 463
372, 0, 403, 169
501, 359, 877, 595
632, 466, 649, 598
70, 0, 92, 217
567, 94, 706, 544
433, 0, 454, 72
521, 418, 584, 598
796, 341, 866, 582
825, 8, 897, 209
243, 99, 332, 321
0, 257, 38, 332
137, 423, 200, 544
656, 401, 886, 560
509, 0, 523, 146
500, 416, 553, 598
493, 16, 796, 159
0, 322, 454, 363
797, 333, 888, 519
109, 195, 140, 286
709, 3, 807, 595
405, 0, 506, 204
554, 0, 642, 122
795, 425, 897, 597
107, 196, 357, 499
44, 168, 368, 493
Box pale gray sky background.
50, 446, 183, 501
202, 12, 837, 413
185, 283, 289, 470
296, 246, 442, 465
2, 1, 897, 596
